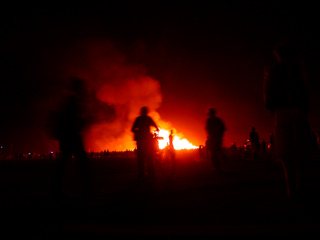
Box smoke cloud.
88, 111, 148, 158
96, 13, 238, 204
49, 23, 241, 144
56, 39, 163, 151
92, 77, 162, 151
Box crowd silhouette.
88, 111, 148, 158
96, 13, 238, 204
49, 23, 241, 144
2, 3, 320, 235
3, 42, 317, 216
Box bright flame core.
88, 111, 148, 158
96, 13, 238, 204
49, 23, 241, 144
157, 128, 198, 150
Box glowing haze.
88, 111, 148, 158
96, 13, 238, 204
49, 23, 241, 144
57, 39, 197, 151
94, 74, 198, 151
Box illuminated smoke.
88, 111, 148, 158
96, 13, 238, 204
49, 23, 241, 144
55, 39, 196, 151
92, 76, 163, 151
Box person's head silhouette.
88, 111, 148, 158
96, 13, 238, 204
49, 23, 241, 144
207, 108, 216, 118
140, 106, 148, 116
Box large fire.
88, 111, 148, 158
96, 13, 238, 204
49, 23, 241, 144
156, 128, 198, 150
66, 40, 200, 152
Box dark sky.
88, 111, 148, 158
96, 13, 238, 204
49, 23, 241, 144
1, 2, 320, 153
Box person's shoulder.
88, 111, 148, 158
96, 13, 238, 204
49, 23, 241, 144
134, 115, 143, 122
217, 117, 224, 123
219, 118, 226, 128
141, 115, 152, 121
206, 117, 214, 124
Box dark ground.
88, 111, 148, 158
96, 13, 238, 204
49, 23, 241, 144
1, 150, 320, 239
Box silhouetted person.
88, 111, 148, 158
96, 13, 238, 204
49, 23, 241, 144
231, 142, 237, 152
168, 129, 176, 161
264, 42, 311, 201
51, 77, 91, 200
269, 132, 274, 148
205, 108, 226, 170
152, 132, 161, 154
169, 130, 174, 149
261, 139, 267, 154
249, 127, 260, 159
198, 145, 205, 160
132, 106, 159, 180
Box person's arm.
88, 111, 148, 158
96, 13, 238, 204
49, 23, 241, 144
150, 118, 159, 132
132, 118, 138, 133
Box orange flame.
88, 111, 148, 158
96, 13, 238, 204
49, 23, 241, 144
157, 128, 198, 150
146, 111, 198, 150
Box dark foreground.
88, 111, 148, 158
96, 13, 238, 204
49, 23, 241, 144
1, 151, 320, 239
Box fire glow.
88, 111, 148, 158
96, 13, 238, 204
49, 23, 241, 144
65, 40, 200, 152
157, 128, 198, 150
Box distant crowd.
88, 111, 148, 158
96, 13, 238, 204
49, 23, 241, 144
0, 149, 136, 160
2, 128, 319, 161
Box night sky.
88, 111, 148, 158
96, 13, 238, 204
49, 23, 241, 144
1, 2, 320, 153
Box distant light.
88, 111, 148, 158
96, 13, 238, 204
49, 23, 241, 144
28, 153, 31, 155
0, 146, 3, 149
51, 151, 54, 154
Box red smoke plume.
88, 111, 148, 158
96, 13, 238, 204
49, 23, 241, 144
56, 39, 163, 151
92, 76, 163, 151
44, 38, 197, 151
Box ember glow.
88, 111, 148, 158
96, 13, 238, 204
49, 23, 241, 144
157, 128, 198, 150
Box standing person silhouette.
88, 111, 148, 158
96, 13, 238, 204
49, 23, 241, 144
168, 129, 176, 162
264, 42, 311, 201
132, 106, 159, 181
249, 127, 260, 159
50, 77, 91, 201
205, 108, 226, 171
169, 130, 174, 150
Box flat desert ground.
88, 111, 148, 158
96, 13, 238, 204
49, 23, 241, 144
1, 150, 320, 238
